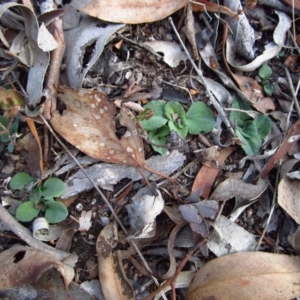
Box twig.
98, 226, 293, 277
0, 204, 71, 261
168, 17, 235, 136
284, 66, 300, 118
43, 17, 66, 162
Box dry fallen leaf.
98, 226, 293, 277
0, 245, 73, 290
278, 176, 300, 224
126, 184, 164, 238
186, 252, 300, 300
207, 215, 256, 256
97, 222, 134, 300
192, 146, 237, 199
210, 177, 268, 202
143, 41, 188, 68
51, 86, 144, 167
79, 0, 188, 24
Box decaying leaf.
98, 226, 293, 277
97, 222, 134, 300
0, 3, 50, 106
192, 146, 237, 199
227, 10, 291, 72
64, 19, 125, 88
37, 23, 59, 52
126, 184, 164, 238
210, 177, 268, 201
0, 245, 74, 290
278, 176, 300, 224
224, 0, 255, 61
79, 0, 189, 24
288, 226, 300, 255
78, 210, 92, 232
207, 215, 256, 256
60, 151, 186, 198
143, 41, 188, 68
186, 252, 300, 300
51, 86, 144, 167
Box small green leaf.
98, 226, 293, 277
236, 128, 262, 156
45, 201, 68, 223
9, 119, 19, 135
259, 65, 272, 80
164, 101, 186, 123
148, 125, 170, 156
0, 116, 19, 144
229, 95, 252, 125
263, 82, 274, 96
186, 102, 216, 134
254, 115, 272, 139
140, 100, 167, 131
7, 141, 14, 153
16, 201, 40, 222
10, 172, 36, 190
0, 116, 10, 143
42, 177, 65, 198
164, 102, 188, 137
29, 188, 42, 204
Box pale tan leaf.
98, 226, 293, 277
186, 252, 300, 300
96, 223, 134, 300
51, 86, 144, 167
278, 176, 300, 224
210, 177, 267, 201
79, 0, 189, 24
0, 245, 73, 290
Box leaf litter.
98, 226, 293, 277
0, 0, 300, 299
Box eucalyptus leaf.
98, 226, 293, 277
16, 201, 40, 222
45, 201, 68, 223
10, 172, 36, 190
140, 100, 167, 131
42, 177, 65, 198
186, 102, 216, 134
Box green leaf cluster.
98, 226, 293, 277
258, 64, 274, 96
10, 173, 67, 224
139, 100, 216, 155
230, 95, 272, 155
0, 115, 19, 152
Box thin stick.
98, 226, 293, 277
284, 66, 300, 118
